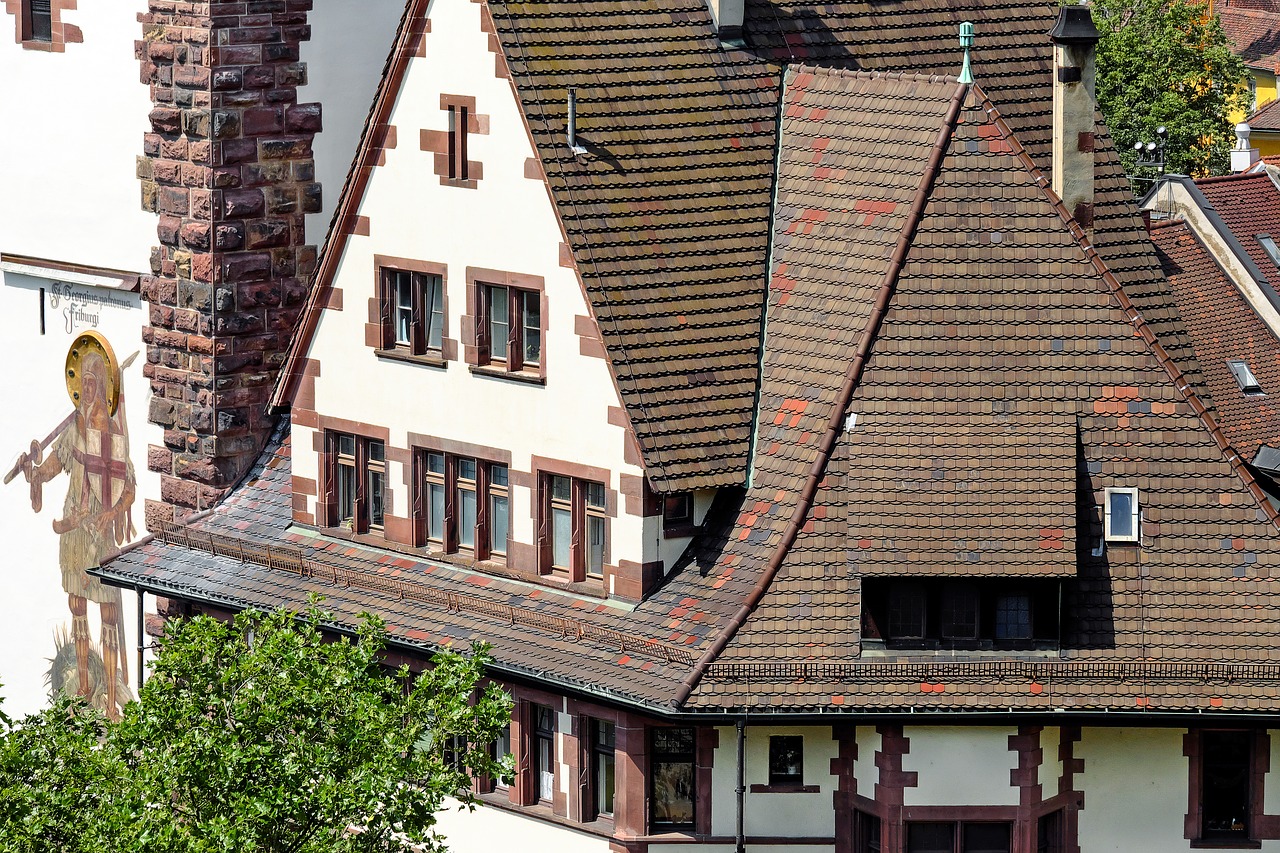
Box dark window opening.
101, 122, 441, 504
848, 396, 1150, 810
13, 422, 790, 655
1037, 809, 1064, 853
907, 822, 1011, 853
1202, 730, 1252, 840
768, 735, 804, 786
854, 810, 882, 853
532, 704, 555, 804
448, 104, 469, 180
329, 433, 384, 534
590, 718, 616, 819
863, 579, 1060, 651
662, 492, 694, 534
28, 0, 52, 41
650, 727, 696, 830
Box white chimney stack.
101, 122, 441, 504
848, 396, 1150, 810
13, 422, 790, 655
1049, 1, 1102, 230
706, 0, 744, 41
1232, 122, 1261, 173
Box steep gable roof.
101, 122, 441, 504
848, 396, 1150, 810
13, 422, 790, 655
684, 78, 1280, 711
1219, 4, 1280, 69
1196, 171, 1280, 283
1151, 218, 1280, 460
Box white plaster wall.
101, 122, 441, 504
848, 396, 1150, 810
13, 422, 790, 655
902, 726, 1019, 807
434, 797, 609, 853
854, 726, 881, 799
709, 725, 838, 839
0, 1, 153, 270
298, 0, 403, 246
1077, 727, 1189, 853
0, 271, 158, 719
296, 0, 646, 576
1039, 725, 1062, 793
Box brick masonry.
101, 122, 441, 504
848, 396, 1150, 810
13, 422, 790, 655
137, 0, 321, 524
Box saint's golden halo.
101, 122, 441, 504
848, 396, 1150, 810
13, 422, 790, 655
65, 331, 121, 417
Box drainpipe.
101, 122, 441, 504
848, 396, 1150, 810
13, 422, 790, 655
736, 718, 746, 853
135, 584, 145, 691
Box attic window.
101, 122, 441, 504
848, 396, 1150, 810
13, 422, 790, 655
1227, 359, 1265, 395
1104, 487, 1139, 543
1257, 234, 1280, 268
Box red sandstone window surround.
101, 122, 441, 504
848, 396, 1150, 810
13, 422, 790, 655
1185, 728, 1268, 848
326, 432, 385, 534
414, 448, 508, 561
379, 268, 445, 359
477, 283, 542, 373
9, 0, 80, 51
538, 473, 608, 581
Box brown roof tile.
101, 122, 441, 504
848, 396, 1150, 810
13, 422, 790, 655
1220, 5, 1280, 69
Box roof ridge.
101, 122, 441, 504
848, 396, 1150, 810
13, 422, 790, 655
793, 64, 956, 86
1196, 170, 1272, 185
271, 0, 426, 409
672, 79, 971, 709
971, 83, 1280, 529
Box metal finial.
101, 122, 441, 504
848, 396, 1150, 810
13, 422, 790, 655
959, 22, 975, 84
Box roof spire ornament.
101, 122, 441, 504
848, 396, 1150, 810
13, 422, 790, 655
959, 21, 975, 84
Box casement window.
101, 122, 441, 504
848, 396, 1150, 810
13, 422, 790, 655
1195, 730, 1257, 842
863, 580, 1060, 650
650, 727, 696, 830
443, 735, 468, 774
329, 433, 385, 533
854, 810, 882, 853
416, 450, 508, 560
380, 269, 444, 357
906, 822, 1011, 853
490, 723, 512, 791
589, 719, 616, 819
768, 735, 804, 786
448, 102, 469, 181
662, 492, 695, 537
27, 0, 52, 41
477, 283, 541, 372
541, 474, 607, 580
1103, 487, 1139, 543
532, 704, 555, 804
1036, 809, 1064, 853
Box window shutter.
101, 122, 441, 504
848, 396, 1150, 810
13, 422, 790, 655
444, 454, 457, 552
322, 433, 337, 524
354, 438, 368, 533
536, 476, 550, 574
30, 0, 52, 41
508, 288, 524, 372
378, 270, 394, 349
476, 465, 490, 561
411, 451, 425, 546
410, 274, 426, 354
570, 480, 584, 581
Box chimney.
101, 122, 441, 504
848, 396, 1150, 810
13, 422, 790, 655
1049, 1, 1102, 229
706, 0, 744, 41
1232, 122, 1261, 172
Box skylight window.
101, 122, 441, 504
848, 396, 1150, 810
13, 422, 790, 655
1104, 487, 1139, 543
1257, 234, 1280, 268
1227, 359, 1264, 395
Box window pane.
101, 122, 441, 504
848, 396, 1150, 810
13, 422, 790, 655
594, 719, 615, 750
427, 452, 445, 475
488, 286, 508, 360
426, 275, 444, 350
338, 464, 355, 523
339, 434, 355, 457
907, 823, 953, 853
458, 486, 476, 549
552, 506, 572, 569
1203, 731, 1252, 838
941, 583, 980, 640
428, 482, 445, 541
537, 736, 554, 801
769, 735, 804, 784
552, 475, 572, 502
458, 458, 476, 481
995, 593, 1032, 640
490, 464, 508, 488
963, 823, 1011, 853
522, 291, 541, 366
535, 706, 554, 733
596, 748, 615, 816
889, 583, 926, 639
368, 468, 384, 527
664, 493, 693, 525
855, 811, 882, 853
652, 760, 695, 826
490, 494, 508, 555
368, 440, 384, 463
1109, 490, 1135, 539
587, 515, 605, 576
652, 727, 695, 754
586, 481, 605, 508
395, 273, 413, 344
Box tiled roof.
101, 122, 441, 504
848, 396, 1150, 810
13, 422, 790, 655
1151, 219, 1280, 459
1248, 95, 1280, 130
1220, 5, 1280, 69
1228, 0, 1280, 13
488, 1, 780, 492
1196, 171, 1280, 281
684, 79, 1280, 711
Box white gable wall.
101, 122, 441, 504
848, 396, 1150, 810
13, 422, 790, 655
293, 0, 645, 582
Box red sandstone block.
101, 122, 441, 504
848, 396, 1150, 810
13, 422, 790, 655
191, 253, 215, 283
159, 137, 188, 160
221, 137, 257, 163
157, 186, 189, 215
149, 106, 181, 133
174, 65, 210, 88
222, 188, 264, 218
148, 41, 176, 62
214, 223, 245, 249
212, 68, 243, 91
228, 26, 282, 45
147, 445, 173, 474
243, 106, 284, 135
216, 44, 261, 65
222, 252, 272, 283
157, 214, 181, 245
180, 221, 211, 250
285, 103, 320, 133
160, 475, 200, 510
244, 64, 274, 89
190, 190, 213, 220
189, 140, 212, 165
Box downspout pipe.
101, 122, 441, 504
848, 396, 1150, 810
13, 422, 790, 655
135, 584, 145, 691
736, 718, 746, 853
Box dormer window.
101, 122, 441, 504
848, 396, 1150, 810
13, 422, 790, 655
1257, 234, 1280, 268
864, 580, 1059, 651
1104, 487, 1139, 543
1227, 359, 1264, 395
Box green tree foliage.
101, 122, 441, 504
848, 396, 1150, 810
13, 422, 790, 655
1092, 0, 1249, 178
0, 604, 512, 853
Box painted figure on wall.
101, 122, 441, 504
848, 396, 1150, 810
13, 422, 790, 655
6, 331, 136, 718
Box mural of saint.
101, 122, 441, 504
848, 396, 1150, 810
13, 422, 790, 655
7, 331, 136, 718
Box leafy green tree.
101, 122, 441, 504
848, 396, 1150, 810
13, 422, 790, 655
0, 604, 512, 853
1091, 0, 1249, 179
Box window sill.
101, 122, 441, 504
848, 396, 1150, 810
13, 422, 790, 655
1189, 840, 1262, 850
749, 783, 821, 794
375, 348, 447, 369
469, 364, 545, 386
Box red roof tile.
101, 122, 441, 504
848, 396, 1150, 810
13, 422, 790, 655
1220, 5, 1280, 69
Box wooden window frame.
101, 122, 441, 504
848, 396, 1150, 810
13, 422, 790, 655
1185, 728, 1268, 849
326, 432, 385, 534
903, 820, 1013, 853
538, 473, 608, 582
413, 448, 508, 563
585, 717, 616, 822
865, 579, 1061, 652
662, 492, 697, 538
649, 726, 698, 832
447, 102, 469, 181
378, 267, 446, 360
476, 283, 542, 375
530, 703, 556, 806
